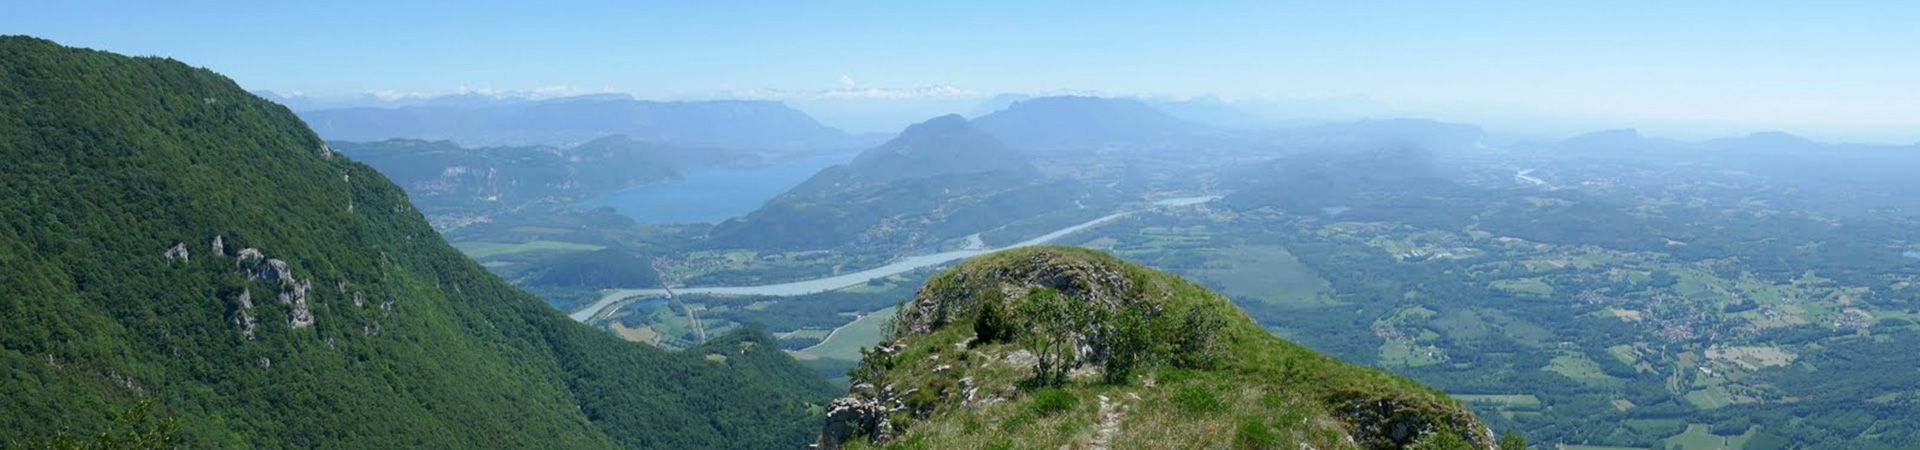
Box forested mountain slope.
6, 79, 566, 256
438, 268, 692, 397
0, 36, 833, 449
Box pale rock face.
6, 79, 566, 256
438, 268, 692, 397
210, 235, 225, 256
277, 277, 308, 303
288, 301, 314, 329
232, 289, 257, 340
233, 310, 258, 340
262, 259, 292, 284
819, 386, 910, 450
280, 277, 314, 329
230, 249, 319, 330
235, 248, 264, 266
164, 243, 190, 264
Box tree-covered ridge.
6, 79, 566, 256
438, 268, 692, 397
822, 246, 1492, 449
0, 35, 833, 449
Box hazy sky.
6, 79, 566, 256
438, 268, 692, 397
6, 1, 1918, 142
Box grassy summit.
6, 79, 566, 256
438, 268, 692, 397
821, 247, 1490, 449
0, 36, 832, 449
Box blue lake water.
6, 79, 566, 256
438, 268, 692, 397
575, 152, 855, 224
1906, 250, 1920, 260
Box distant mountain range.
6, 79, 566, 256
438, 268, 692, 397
1540, 128, 1920, 215
293, 95, 867, 151
709, 115, 1101, 250
971, 95, 1209, 152
841, 114, 1034, 181
331, 136, 754, 219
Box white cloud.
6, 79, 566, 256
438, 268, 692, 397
838, 75, 858, 89
528, 84, 613, 99
366, 89, 428, 101
721, 85, 984, 101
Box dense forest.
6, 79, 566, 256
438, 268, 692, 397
0, 36, 834, 449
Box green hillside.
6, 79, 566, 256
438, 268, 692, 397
819, 247, 1495, 449
0, 36, 833, 449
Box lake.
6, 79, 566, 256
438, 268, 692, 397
575, 152, 855, 224
1906, 250, 1920, 260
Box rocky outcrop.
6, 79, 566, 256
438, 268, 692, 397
288, 300, 314, 328
1342, 393, 1496, 450
226, 244, 321, 331
819, 384, 911, 450
893, 250, 1140, 337
339, 280, 366, 307
258, 258, 291, 283
231, 289, 258, 340
281, 277, 314, 329
235, 247, 264, 266
164, 242, 190, 264
211, 235, 225, 256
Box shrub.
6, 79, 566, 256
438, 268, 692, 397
1029, 388, 1080, 416
1173, 385, 1222, 415
999, 411, 1034, 432
1410, 431, 1474, 450
973, 297, 1016, 345
1233, 417, 1281, 450
1498, 432, 1527, 450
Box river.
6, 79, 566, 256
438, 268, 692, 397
1152, 195, 1221, 207
568, 210, 1138, 322
1514, 169, 1551, 188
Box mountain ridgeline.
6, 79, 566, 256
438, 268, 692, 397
331, 135, 754, 217
0, 36, 834, 449
709, 115, 1106, 251
297, 94, 864, 150
971, 95, 1207, 152
819, 247, 1493, 449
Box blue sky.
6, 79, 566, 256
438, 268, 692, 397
6, 1, 1918, 141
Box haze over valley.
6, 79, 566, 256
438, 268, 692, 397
6, 3, 1920, 449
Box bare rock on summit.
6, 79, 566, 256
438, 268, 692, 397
819, 247, 1493, 450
